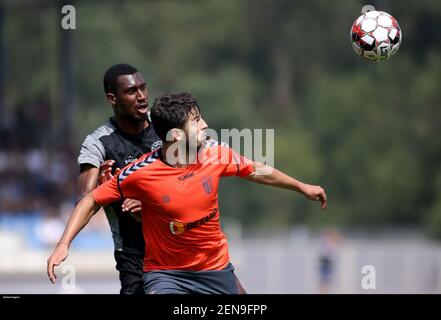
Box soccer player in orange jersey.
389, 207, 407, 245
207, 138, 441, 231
47, 92, 327, 294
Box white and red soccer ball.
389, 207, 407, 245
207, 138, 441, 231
350, 10, 402, 61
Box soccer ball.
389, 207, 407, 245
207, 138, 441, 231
350, 10, 402, 62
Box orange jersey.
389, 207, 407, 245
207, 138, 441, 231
92, 140, 254, 272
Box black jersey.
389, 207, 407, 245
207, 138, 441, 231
78, 117, 162, 254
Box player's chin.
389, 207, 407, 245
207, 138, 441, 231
132, 112, 148, 121
197, 137, 206, 147
199, 133, 208, 142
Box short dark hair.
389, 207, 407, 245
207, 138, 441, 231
150, 92, 200, 141
103, 63, 138, 94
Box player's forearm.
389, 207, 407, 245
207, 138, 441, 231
246, 162, 306, 193
58, 193, 101, 246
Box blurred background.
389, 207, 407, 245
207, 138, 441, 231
0, 0, 440, 293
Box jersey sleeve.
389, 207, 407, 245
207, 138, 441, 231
77, 134, 105, 169
92, 175, 122, 206
92, 153, 151, 206
220, 145, 254, 177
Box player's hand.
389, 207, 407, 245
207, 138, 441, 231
98, 160, 121, 185
300, 184, 327, 209
47, 242, 69, 284
122, 198, 142, 213
122, 198, 142, 222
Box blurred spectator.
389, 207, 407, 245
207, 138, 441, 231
0, 103, 77, 215
318, 227, 344, 294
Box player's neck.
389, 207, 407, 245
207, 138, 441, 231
113, 117, 148, 135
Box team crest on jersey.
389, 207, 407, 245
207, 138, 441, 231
201, 177, 213, 194
151, 140, 163, 151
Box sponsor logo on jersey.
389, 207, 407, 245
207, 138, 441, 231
169, 209, 218, 235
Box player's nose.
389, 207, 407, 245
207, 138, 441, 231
137, 88, 147, 101
200, 118, 208, 129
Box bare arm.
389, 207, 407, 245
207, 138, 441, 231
47, 193, 101, 283
77, 164, 100, 200
245, 162, 327, 209
46, 164, 104, 284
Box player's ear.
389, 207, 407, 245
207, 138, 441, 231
106, 93, 116, 107
171, 128, 185, 142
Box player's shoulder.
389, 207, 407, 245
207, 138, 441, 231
202, 139, 230, 150
199, 139, 232, 164
118, 148, 161, 183
84, 120, 116, 143
136, 148, 161, 164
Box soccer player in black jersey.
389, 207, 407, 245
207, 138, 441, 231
47, 64, 162, 294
